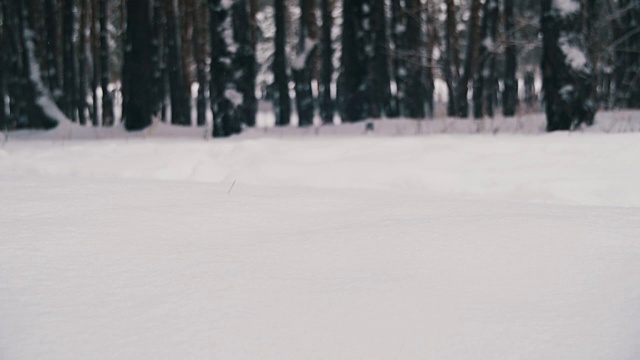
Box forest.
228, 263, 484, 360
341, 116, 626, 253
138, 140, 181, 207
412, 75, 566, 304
0, 0, 638, 136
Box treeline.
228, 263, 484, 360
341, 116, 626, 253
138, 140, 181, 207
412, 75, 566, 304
0, 0, 638, 135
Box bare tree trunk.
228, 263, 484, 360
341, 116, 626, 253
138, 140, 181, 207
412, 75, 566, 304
165, 0, 191, 125
44, 0, 61, 103
292, 0, 317, 127
402, 0, 424, 117
77, 0, 88, 125
473, 0, 498, 119
192, 0, 207, 127
232, 0, 257, 127
90, 0, 99, 126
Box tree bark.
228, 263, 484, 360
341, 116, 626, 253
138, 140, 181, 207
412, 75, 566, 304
273, 0, 291, 126
319, 0, 334, 124
444, 0, 460, 116
44, 0, 61, 103
232, 0, 257, 127
123, 0, 152, 130
77, 0, 88, 125
401, 0, 424, 118
292, 0, 317, 127
99, 0, 114, 126
473, 0, 498, 119
192, 0, 207, 127
62, 0, 78, 121
165, 0, 191, 125
457, 0, 481, 118
503, 0, 518, 116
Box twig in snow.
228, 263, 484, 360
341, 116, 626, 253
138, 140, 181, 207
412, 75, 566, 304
227, 180, 236, 194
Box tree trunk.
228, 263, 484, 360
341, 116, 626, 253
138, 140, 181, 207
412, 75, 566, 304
541, 0, 595, 131
123, 0, 152, 130
77, 0, 88, 125
192, 0, 207, 127
292, 0, 317, 127
371, 0, 393, 118
401, 0, 424, 118
232, 0, 257, 127
340, 0, 370, 122
273, 0, 291, 126
390, 0, 404, 116
444, 0, 460, 116
62, 0, 78, 122
614, 0, 640, 108
319, 0, 334, 124
503, 0, 518, 116
99, 0, 114, 126
44, 0, 61, 103
90, 0, 99, 126
473, 0, 498, 119
457, 0, 481, 118
165, 0, 191, 125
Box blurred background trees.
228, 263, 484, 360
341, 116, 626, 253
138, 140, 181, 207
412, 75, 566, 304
0, 0, 638, 134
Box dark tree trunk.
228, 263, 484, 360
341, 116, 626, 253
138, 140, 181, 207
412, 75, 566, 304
150, 0, 164, 117
319, 0, 334, 124
192, 1, 207, 127
371, 0, 393, 118
423, 0, 435, 118
99, 0, 114, 126
273, 0, 291, 126
90, 0, 99, 126
524, 70, 535, 108
292, 0, 317, 127
457, 0, 481, 118
44, 0, 61, 103
401, 0, 424, 118
0, 2, 5, 130
232, 0, 257, 127
503, 0, 518, 116
614, 0, 640, 108
165, 0, 191, 125
340, 0, 370, 122
390, 0, 404, 116
444, 0, 460, 116
541, 0, 595, 131
123, 0, 152, 130
77, 0, 88, 125
473, 0, 498, 119
62, 0, 78, 122
208, 0, 241, 137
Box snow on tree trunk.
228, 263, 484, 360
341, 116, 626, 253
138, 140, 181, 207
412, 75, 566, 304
292, 0, 316, 127
192, 1, 207, 127
541, 0, 595, 131
273, 0, 291, 126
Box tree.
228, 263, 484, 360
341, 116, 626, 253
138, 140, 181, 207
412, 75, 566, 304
208, 0, 243, 137
401, 0, 424, 118
457, 0, 481, 118
541, 0, 595, 131
473, 0, 499, 119
62, 0, 78, 122
165, 0, 191, 125
232, 0, 257, 127
613, 0, 640, 108
192, 0, 207, 127
123, 0, 153, 130
503, 0, 518, 116
273, 0, 291, 126
44, 0, 61, 103
100, 0, 115, 126
369, 0, 393, 118
319, 0, 334, 124
292, 0, 317, 127
444, 0, 460, 116
77, 0, 89, 125
90, 0, 99, 126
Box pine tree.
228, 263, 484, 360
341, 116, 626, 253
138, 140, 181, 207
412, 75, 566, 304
541, 0, 595, 131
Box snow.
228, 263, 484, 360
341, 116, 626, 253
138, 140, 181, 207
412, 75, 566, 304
552, 0, 580, 16
2, 114, 640, 359
559, 36, 588, 71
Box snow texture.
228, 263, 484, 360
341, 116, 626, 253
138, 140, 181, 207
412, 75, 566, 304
1, 113, 640, 359
559, 36, 588, 71
552, 0, 580, 16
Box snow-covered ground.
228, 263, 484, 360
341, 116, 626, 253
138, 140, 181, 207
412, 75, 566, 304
1, 113, 640, 359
